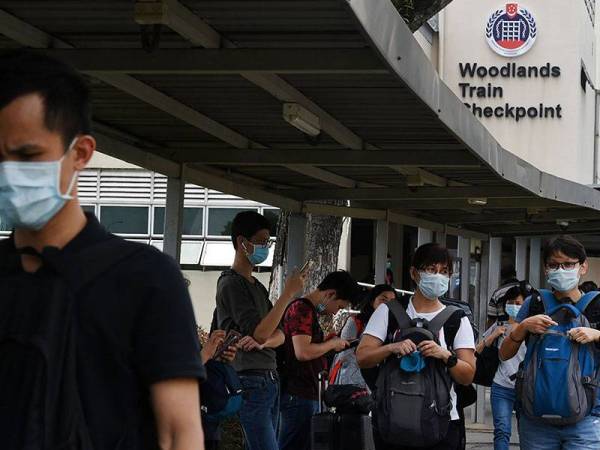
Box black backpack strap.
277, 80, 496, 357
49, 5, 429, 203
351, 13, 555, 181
427, 305, 461, 338
387, 299, 412, 330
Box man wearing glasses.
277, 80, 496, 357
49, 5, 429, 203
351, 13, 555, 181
214, 211, 305, 450
500, 235, 600, 449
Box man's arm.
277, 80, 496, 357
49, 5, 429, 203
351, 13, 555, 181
151, 378, 204, 450
292, 335, 348, 361
252, 271, 305, 344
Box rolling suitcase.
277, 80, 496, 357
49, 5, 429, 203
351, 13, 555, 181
311, 372, 375, 450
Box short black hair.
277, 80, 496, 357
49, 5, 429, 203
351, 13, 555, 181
0, 50, 92, 148
543, 235, 587, 264
317, 270, 361, 304
411, 243, 453, 273
358, 284, 396, 323
231, 211, 271, 249
579, 281, 598, 294
504, 285, 524, 303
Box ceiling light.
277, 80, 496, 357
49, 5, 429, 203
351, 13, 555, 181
283, 103, 321, 137
467, 197, 488, 206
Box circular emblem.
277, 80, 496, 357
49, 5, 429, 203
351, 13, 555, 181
486, 3, 537, 57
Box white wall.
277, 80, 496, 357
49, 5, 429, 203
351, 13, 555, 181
184, 270, 272, 330
89, 151, 140, 170
439, 0, 596, 184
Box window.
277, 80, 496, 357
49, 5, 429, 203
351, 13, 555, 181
207, 208, 257, 237
100, 206, 149, 235
153, 207, 204, 236
82, 205, 96, 215
262, 208, 280, 235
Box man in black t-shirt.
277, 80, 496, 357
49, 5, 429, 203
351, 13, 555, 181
0, 51, 206, 449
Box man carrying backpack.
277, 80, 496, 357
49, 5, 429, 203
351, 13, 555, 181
0, 51, 207, 449
357, 243, 476, 450
500, 235, 600, 449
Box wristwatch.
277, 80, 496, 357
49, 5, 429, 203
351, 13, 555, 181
445, 350, 458, 369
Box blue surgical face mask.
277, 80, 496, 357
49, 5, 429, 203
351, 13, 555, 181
505, 304, 521, 319
242, 241, 270, 266
418, 272, 449, 300
546, 267, 580, 292
316, 295, 334, 315
0, 139, 78, 231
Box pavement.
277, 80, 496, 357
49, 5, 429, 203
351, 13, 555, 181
464, 388, 520, 450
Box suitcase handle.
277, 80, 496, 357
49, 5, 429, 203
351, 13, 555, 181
317, 371, 329, 414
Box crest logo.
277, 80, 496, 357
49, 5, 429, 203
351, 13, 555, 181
486, 3, 537, 57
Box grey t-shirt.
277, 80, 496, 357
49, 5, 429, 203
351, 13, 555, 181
483, 322, 527, 389
215, 270, 277, 372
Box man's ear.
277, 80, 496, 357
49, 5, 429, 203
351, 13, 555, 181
72, 135, 96, 171
580, 260, 589, 277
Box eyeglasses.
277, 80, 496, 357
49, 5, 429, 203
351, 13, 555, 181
250, 239, 274, 249
545, 261, 579, 271
420, 265, 450, 276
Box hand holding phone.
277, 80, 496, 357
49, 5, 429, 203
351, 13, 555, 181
213, 330, 241, 361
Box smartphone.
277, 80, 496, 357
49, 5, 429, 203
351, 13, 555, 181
300, 259, 314, 274
212, 329, 242, 360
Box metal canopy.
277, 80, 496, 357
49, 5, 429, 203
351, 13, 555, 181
2, 0, 600, 239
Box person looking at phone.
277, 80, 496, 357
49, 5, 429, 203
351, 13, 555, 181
214, 211, 306, 450
278, 270, 361, 450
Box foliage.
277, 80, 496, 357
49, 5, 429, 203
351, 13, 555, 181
390, 0, 453, 31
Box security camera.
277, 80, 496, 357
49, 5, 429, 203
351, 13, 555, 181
556, 220, 569, 231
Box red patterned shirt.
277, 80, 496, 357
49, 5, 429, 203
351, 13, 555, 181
281, 298, 326, 400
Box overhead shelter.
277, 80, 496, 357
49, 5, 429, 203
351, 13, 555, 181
2, 0, 600, 239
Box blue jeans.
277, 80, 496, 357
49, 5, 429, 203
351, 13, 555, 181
519, 413, 600, 450
278, 391, 319, 450
238, 374, 280, 450
490, 383, 516, 450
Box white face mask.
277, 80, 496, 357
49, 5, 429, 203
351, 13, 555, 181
417, 272, 450, 300
0, 138, 78, 231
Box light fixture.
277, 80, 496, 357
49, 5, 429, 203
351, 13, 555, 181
283, 103, 321, 137
467, 197, 488, 206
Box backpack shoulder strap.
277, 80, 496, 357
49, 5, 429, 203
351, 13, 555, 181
427, 305, 461, 337
575, 291, 600, 314
386, 299, 412, 330
538, 289, 560, 313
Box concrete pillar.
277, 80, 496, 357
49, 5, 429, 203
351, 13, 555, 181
435, 231, 447, 246
374, 220, 389, 284
515, 237, 528, 281
337, 217, 352, 271
388, 223, 404, 286
473, 236, 501, 423
529, 237, 542, 289
458, 236, 471, 303
417, 228, 433, 246
286, 213, 307, 271
163, 173, 184, 261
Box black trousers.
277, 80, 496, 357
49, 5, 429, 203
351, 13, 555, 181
373, 419, 464, 450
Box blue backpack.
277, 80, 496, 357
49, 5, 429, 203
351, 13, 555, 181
516, 290, 599, 425
200, 359, 243, 422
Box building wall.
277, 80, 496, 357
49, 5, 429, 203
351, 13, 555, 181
438, 0, 597, 184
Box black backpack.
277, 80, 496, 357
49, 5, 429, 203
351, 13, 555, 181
374, 299, 461, 448
0, 236, 143, 450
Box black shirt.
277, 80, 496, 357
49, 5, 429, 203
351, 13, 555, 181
0, 215, 205, 449
215, 269, 277, 371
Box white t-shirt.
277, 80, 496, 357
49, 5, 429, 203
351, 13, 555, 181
363, 300, 476, 420
482, 322, 527, 389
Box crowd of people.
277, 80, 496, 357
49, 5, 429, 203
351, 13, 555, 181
1, 50, 600, 450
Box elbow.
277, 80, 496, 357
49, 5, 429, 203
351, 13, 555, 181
294, 349, 311, 362
252, 329, 268, 345
356, 351, 371, 369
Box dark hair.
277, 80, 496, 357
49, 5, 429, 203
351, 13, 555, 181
579, 281, 598, 294
358, 284, 396, 323
504, 285, 524, 303
411, 243, 453, 273
543, 235, 587, 265
317, 271, 361, 304
0, 50, 92, 148
230, 211, 271, 250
